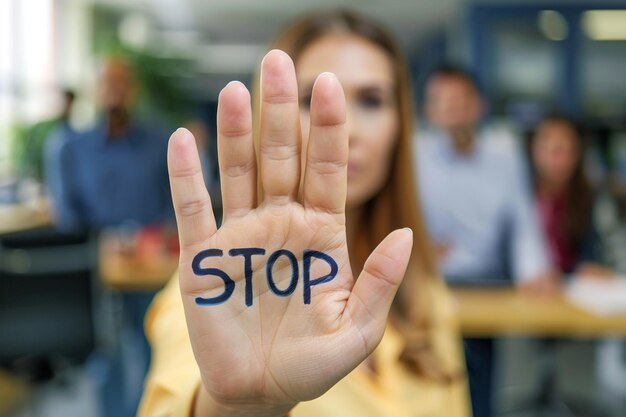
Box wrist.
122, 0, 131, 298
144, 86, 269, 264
194, 385, 294, 417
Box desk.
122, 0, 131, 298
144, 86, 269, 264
453, 287, 626, 337
99, 250, 177, 291
97, 259, 626, 337
0, 201, 51, 235
98, 227, 179, 291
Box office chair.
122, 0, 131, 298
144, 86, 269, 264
0, 227, 97, 381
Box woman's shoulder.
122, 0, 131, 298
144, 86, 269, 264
422, 278, 457, 315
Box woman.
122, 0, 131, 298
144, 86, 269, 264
529, 115, 611, 277
139, 10, 469, 417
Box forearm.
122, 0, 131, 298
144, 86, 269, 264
193, 385, 294, 417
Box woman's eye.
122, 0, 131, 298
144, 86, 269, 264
359, 95, 383, 109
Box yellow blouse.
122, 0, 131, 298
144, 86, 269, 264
138, 274, 470, 417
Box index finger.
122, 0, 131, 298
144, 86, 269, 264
168, 128, 217, 250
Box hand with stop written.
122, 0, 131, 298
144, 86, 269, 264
167, 49, 413, 417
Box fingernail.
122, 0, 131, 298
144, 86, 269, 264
174, 127, 192, 141
314, 72, 340, 93
226, 80, 244, 88
318, 71, 337, 79
317, 72, 339, 86
403, 227, 413, 234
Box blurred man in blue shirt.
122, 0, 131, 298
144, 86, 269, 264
415, 66, 557, 417
46, 58, 173, 231
44, 57, 173, 417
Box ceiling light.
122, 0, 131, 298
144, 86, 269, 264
583, 10, 626, 41
538, 10, 568, 41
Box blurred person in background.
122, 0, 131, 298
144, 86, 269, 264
526, 115, 619, 416
43, 56, 174, 417
139, 10, 470, 417
45, 57, 173, 232
13, 88, 75, 183
415, 65, 557, 417
529, 114, 613, 278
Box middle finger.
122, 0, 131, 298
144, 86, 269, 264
259, 50, 301, 205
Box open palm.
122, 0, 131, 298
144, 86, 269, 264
169, 50, 413, 416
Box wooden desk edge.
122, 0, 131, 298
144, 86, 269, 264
452, 287, 626, 337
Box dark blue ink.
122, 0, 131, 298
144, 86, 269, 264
303, 250, 338, 304
192, 249, 235, 306
266, 249, 298, 297
229, 248, 266, 307
192, 248, 339, 307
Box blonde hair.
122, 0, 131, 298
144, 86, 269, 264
255, 9, 454, 382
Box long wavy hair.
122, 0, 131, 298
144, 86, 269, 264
253, 9, 455, 382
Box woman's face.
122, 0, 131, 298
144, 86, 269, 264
532, 120, 580, 189
296, 34, 399, 208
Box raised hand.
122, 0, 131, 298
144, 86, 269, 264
168, 49, 413, 417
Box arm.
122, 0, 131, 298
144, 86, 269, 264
193, 389, 290, 417
139, 51, 412, 417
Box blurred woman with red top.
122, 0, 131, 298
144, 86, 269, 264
529, 115, 612, 278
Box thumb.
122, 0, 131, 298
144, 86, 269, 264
344, 228, 413, 353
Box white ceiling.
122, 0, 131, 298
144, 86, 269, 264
93, 0, 611, 47
94, 0, 462, 46
184, 0, 460, 44
87, 0, 611, 96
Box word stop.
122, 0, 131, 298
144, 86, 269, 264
192, 248, 338, 306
